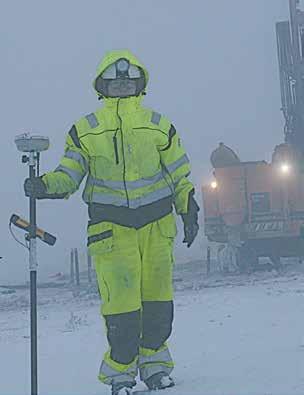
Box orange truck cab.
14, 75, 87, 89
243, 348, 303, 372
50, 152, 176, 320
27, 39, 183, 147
202, 143, 304, 268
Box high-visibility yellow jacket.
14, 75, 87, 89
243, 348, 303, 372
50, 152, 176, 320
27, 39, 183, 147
42, 50, 194, 228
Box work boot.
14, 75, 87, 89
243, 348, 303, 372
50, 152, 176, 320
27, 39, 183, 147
111, 381, 135, 395
145, 372, 175, 390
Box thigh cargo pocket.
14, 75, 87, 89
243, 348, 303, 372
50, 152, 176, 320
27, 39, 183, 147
157, 213, 177, 239
87, 221, 114, 255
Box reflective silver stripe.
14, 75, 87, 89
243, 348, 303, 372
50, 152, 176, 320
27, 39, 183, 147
151, 112, 161, 125
87, 156, 189, 192
99, 360, 137, 385
87, 171, 165, 191
89, 193, 127, 206
138, 348, 172, 366
64, 150, 88, 171
135, 186, 173, 207
55, 165, 84, 185
138, 348, 173, 381
89, 185, 172, 208
100, 361, 136, 376
85, 113, 99, 128
139, 363, 173, 382
166, 154, 190, 175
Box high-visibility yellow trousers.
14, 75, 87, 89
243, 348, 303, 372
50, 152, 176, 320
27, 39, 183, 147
90, 213, 176, 385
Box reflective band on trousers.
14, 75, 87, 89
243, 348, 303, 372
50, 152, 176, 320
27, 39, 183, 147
139, 348, 172, 366
99, 360, 137, 385
138, 347, 173, 382
140, 363, 173, 382
64, 150, 88, 172
55, 165, 84, 185
87, 185, 173, 208
86, 154, 189, 192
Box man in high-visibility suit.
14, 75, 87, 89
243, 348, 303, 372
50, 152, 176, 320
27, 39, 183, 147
24, 50, 200, 395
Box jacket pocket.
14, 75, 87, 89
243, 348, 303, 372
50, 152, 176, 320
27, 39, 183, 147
87, 221, 113, 255
157, 213, 177, 239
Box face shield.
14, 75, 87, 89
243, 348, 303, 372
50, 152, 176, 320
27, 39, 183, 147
94, 58, 146, 98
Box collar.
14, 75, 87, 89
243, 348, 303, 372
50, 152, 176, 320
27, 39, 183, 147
103, 95, 144, 115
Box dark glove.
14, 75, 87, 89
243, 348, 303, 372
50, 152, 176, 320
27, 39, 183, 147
181, 190, 200, 248
24, 177, 67, 199
24, 177, 48, 198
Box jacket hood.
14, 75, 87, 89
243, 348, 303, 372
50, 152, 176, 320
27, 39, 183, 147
93, 49, 149, 96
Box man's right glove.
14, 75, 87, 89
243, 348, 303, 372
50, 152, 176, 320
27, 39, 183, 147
24, 177, 67, 199
24, 177, 47, 198
181, 190, 200, 248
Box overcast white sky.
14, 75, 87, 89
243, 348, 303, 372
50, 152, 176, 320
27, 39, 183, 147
0, 0, 291, 283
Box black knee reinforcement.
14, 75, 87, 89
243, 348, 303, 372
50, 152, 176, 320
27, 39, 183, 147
105, 310, 141, 365
141, 301, 174, 350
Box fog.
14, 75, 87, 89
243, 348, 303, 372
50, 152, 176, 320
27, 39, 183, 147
0, 0, 289, 284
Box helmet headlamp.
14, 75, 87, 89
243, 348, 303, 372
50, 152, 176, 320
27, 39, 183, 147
116, 59, 129, 74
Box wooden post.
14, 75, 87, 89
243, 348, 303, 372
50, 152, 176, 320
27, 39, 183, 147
70, 248, 75, 284
74, 248, 80, 286
207, 246, 211, 275
87, 253, 92, 283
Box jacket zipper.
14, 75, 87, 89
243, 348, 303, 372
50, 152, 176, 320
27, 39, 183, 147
116, 99, 130, 207
113, 133, 119, 164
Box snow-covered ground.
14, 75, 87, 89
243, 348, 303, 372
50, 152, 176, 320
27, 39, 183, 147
2, 263, 304, 395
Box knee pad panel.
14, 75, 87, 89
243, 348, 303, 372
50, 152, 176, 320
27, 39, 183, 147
141, 301, 174, 350
105, 310, 141, 364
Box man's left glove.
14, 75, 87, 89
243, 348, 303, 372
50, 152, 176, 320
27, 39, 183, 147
24, 177, 68, 199
181, 190, 200, 248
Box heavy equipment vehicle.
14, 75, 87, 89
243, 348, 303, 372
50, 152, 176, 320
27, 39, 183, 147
202, 0, 304, 271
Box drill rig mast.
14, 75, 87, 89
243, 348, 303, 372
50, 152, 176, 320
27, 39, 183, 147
277, 0, 304, 151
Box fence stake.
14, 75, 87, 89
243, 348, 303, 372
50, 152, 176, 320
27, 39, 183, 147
70, 248, 75, 284
87, 253, 92, 283
207, 246, 211, 275
74, 248, 80, 286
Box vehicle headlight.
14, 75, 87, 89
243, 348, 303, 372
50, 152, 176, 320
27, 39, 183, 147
211, 181, 218, 189
280, 163, 291, 175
